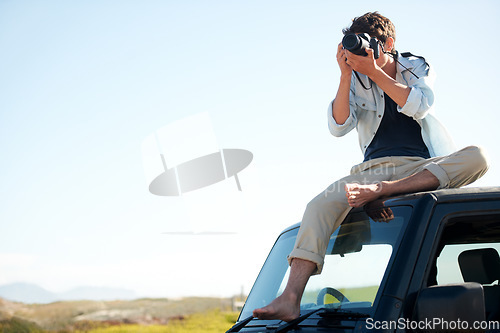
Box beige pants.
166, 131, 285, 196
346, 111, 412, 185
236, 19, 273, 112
288, 145, 490, 274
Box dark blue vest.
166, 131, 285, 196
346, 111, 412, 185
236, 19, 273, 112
363, 93, 430, 162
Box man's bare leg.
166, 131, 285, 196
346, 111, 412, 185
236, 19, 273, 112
253, 258, 316, 322
345, 169, 440, 208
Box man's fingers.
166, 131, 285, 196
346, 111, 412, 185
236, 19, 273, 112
365, 48, 375, 59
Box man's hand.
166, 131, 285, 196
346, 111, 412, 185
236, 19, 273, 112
345, 48, 379, 78
332, 43, 353, 125
336, 43, 352, 76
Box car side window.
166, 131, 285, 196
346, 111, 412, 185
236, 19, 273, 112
436, 243, 500, 285
428, 214, 500, 320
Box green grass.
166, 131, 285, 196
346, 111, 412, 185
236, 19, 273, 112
0, 297, 238, 333
338, 285, 379, 302
76, 310, 239, 333
0, 310, 238, 333
303, 285, 379, 305
0, 317, 45, 333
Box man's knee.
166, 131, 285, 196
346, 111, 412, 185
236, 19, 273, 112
304, 190, 348, 223
464, 145, 490, 175
305, 196, 331, 215
322, 181, 348, 198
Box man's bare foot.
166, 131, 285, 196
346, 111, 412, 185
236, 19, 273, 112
252, 293, 300, 322
345, 182, 386, 208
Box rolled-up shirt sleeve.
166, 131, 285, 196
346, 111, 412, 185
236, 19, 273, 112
327, 101, 357, 137
398, 59, 435, 120
327, 91, 358, 137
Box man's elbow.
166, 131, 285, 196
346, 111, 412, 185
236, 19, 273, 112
330, 130, 344, 137
400, 98, 433, 120
328, 124, 349, 137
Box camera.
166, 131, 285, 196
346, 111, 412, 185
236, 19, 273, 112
342, 33, 380, 59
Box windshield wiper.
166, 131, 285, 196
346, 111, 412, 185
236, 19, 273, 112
225, 308, 369, 333
225, 315, 254, 333
268, 308, 369, 333
269, 308, 324, 333
226, 309, 323, 333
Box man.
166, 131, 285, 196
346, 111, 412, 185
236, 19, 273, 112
253, 12, 489, 322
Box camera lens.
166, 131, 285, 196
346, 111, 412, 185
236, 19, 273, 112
342, 34, 360, 50
342, 33, 370, 56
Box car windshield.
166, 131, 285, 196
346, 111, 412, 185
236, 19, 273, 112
240, 205, 411, 319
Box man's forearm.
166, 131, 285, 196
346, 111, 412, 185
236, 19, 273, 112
370, 69, 410, 108
332, 74, 352, 125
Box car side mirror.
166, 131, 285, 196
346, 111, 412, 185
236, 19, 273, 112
330, 216, 371, 256
414, 283, 485, 332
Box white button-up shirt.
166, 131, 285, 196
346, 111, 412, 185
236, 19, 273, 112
327, 53, 455, 158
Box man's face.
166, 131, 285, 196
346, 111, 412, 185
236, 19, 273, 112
355, 32, 393, 69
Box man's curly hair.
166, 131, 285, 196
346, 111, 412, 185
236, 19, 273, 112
343, 12, 396, 45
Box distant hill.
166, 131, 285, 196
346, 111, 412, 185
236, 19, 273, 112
0, 282, 136, 304
58, 285, 136, 301
0, 296, 236, 331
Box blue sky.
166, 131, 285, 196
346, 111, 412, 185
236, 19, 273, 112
1, 0, 499, 298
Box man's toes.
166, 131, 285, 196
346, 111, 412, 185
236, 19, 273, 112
254, 307, 270, 316
344, 183, 359, 192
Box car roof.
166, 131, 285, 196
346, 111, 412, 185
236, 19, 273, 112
278, 186, 500, 236
386, 186, 500, 204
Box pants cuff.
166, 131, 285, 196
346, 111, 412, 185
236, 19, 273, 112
288, 248, 324, 275
424, 162, 450, 189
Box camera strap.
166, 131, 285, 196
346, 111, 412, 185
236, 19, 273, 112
353, 71, 373, 90
400, 52, 429, 68
397, 52, 430, 80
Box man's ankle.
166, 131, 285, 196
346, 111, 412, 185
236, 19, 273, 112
281, 290, 301, 306
378, 181, 393, 197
